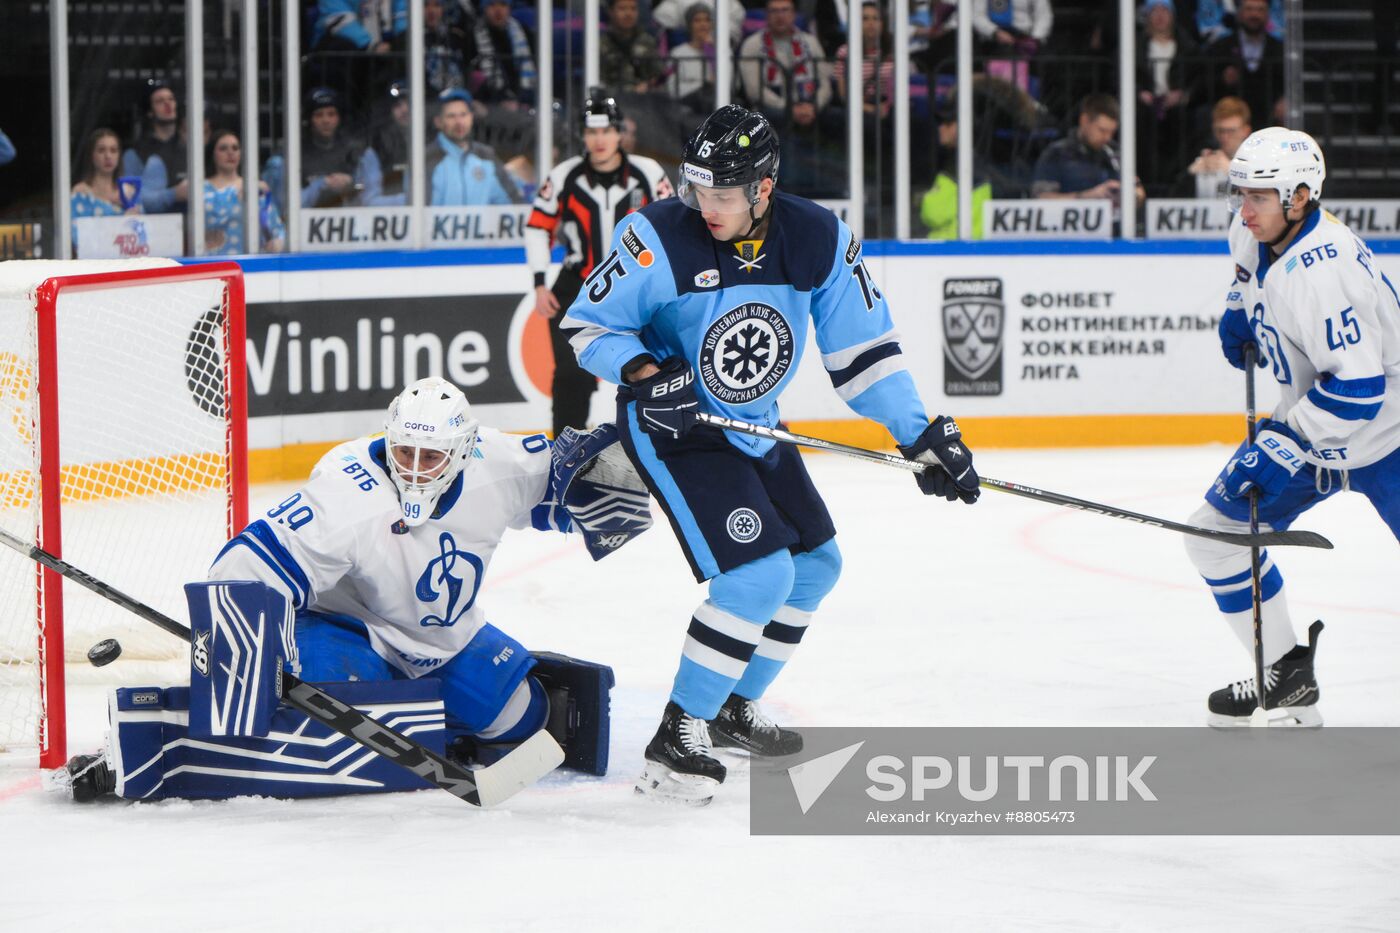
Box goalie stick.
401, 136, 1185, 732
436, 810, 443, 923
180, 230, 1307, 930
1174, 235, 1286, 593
0, 526, 563, 807
694, 413, 1334, 550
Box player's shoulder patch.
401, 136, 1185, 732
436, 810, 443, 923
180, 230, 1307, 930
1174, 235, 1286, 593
844, 235, 861, 266
621, 225, 656, 268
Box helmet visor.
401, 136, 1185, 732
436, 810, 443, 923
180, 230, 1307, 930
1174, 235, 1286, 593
1226, 185, 1287, 215
678, 164, 757, 214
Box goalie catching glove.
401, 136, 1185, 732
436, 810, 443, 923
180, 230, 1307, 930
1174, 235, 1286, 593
552, 423, 654, 559
898, 416, 981, 504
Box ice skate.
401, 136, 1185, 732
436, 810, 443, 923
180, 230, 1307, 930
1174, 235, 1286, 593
1208, 620, 1324, 728
57, 752, 117, 802
635, 701, 726, 806
709, 693, 803, 757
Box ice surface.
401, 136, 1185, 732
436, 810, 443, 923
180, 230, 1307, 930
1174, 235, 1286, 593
2, 446, 1397, 931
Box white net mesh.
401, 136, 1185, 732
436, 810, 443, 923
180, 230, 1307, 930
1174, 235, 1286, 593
0, 260, 242, 763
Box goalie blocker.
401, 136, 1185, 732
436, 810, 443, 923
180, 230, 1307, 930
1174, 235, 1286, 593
67, 580, 615, 801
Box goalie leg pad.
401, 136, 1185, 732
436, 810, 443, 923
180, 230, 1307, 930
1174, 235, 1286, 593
184, 580, 298, 738
553, 423, 654, 560
531, 651, 616, 776
108, 680, 447, 800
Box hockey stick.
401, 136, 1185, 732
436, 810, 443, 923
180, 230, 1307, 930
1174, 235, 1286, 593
1244, 346, 1270, 726
0, 527, 563, 807
694, 413, 1334, 550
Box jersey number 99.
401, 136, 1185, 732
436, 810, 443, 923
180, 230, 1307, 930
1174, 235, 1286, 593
268, 493, 314, 530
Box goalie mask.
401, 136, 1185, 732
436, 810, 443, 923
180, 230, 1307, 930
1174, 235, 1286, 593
384, 377, 479, 527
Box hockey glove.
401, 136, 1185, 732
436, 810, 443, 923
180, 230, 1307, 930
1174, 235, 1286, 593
1223, 419, 1307, 503
897, 416, 980, 504
1218, 306, 1265, 371
629, 357, 701, 439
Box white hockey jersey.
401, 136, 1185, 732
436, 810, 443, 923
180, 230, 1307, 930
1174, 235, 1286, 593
1225, 208, 1400, 469
208, 429, 569, 677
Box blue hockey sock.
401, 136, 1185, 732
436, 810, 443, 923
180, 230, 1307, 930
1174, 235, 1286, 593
670, 549, 793, 720
734, 538, 841, 701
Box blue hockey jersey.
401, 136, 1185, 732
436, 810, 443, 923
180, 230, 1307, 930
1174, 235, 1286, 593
560, 193, 929, 456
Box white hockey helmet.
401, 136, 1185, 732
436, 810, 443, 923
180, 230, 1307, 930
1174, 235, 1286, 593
384, 377, 479, 527
1226, 127, 1326, 213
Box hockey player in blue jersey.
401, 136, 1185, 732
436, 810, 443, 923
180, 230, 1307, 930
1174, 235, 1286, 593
561, 105, 981, 803
1186, 128, 1400, 726
62, 377, 650, 801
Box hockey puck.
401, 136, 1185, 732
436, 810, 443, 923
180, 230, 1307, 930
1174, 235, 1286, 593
86, 638, 122, 667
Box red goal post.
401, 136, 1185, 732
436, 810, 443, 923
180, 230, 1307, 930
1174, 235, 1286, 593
0, 259, 248, 770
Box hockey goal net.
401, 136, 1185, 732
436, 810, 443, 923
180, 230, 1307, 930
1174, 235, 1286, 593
0, 259, 247, 770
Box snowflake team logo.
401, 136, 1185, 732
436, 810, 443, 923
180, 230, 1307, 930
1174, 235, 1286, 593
698, 302, 795, 404
726, 508, 762, 543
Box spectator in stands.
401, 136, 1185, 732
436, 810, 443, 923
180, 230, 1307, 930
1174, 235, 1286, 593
0, 128, 15, 166
203, 130, 285, 255
425, 0, 473, 96
1205, 0, 1284, 127
358, 81, 413, 205
311, 0, 407, 52
654, 0, 744, 43
834, 0, 895, 121
1032, 93, 1145, 208
912, 1, 959, 73
1195, 0, 1285, 44
121, 81, 188, 214
971, 0, 1052, 57
667, 4, 718, 113
920, 103, 990, 239
1181, 94, 1250, 198
1136, 0, 1200, 190
71, 128, 141, 251
301, 88, 363, 209
428, 88, 524, 205
601, 0, 665, 93
738, 0, 833, 130
471, 0, 538, 106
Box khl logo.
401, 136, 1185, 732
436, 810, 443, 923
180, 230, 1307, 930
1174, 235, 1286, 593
415, 531, 485, 627
941, 278, 1004, 397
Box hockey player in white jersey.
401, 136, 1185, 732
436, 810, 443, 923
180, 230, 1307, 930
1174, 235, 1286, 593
62, 377, 649, 801
1186, 127, 1400, 726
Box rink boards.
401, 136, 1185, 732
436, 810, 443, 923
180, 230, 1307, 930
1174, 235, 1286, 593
186, 238, 1400, 482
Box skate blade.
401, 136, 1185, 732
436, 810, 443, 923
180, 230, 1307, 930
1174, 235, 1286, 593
634, 763, 718, 806
1208, 706, 1324, 729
